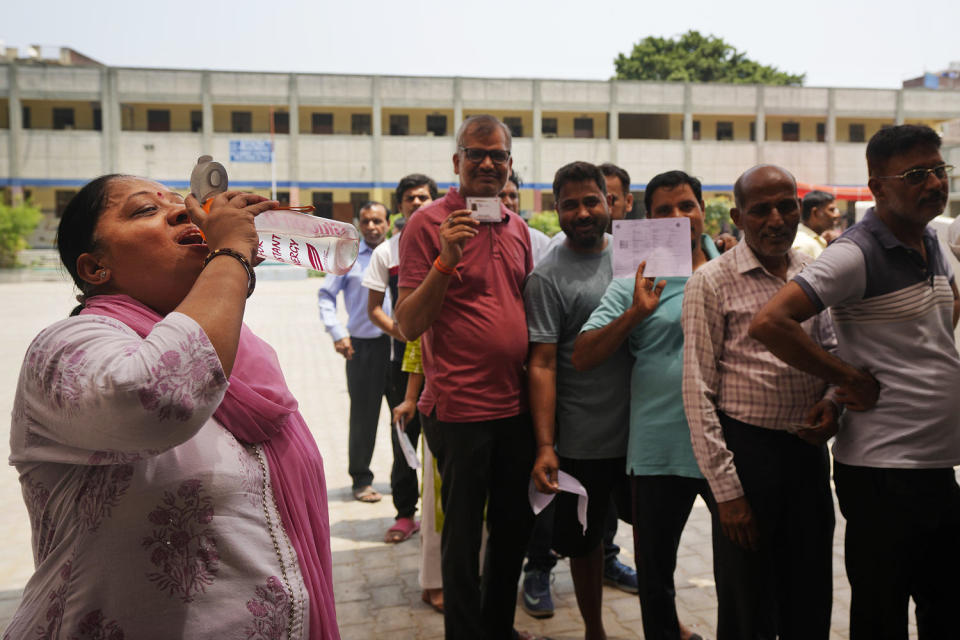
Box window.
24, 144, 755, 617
276, 191, 290, 206
350, 192, 370, 217
781, 122, 800, 142
692, 120, 701, 141
147, 109, 170, 132
574, 117, 594, 138
541, 193, 555, 212
231, 111, 252, 133
22, 106, 31, 129
750, 121, 756, 141
351, 113, 371, 135
426, 114, 447, 137
542, 118, 558, 136
93, 108, 102, 131
55, 190, 78, 217
312, 113, 333, 134
191, 110, 203, 133
716, 121, 733, 141
312, 192, 333, 218
816, 122, 826, 142
389, 114, 409, 136
53, 108, 75, 130
849, 123, 865, 142
273, 111, 289, 134
504, 117, 523, 138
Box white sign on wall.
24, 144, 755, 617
229, 140, 273, 163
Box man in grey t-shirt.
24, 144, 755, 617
525, 161, 633, 639
750, 124, 960, 638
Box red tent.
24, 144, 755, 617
796, 182, 873, 201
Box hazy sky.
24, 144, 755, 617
4, 0, 959, 88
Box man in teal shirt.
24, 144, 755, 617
573, 170, 717, 640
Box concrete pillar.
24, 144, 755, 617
826, 88, 837, 184
372, 76, 382, 191
8, 63, 22, 203
288, 73, 300, 205
755, 85, 766, 164
101, 67, 119, 174
608, 81, 619, 165
453, 77, 463, 137
895, 89, 905, 126
532, 79, 543, 208
682, 84, 693, 173
201, 71, 213, 155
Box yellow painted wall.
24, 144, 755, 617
120, 103, 203, 132
691, 115, 756, 141
20, 100, 101, 130
835, 118, 894, 142
213, 105, 283, 134
463, 110, 534, 138
668, 114, 684, 140
298, 106, 372, 135
540, 111, 609, 139
381, 108, 455, 136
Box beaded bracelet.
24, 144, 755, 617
203, 247, 256, 298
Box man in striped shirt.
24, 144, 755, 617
681, 164, 838, 639
751, 124, 960, 639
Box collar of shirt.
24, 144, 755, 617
797, 223, 827, 248
860, 206, 939, 253
733, 238, 807, 280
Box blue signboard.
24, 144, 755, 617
229, 140, 273, 163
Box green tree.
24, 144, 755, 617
614, 31, 804, 85
704, 196, 736, 238
0, 201, 43, 268
528, 210, 561, 237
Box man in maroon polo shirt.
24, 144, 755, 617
395, 114, 535, 640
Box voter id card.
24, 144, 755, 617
466, 197, 502, 223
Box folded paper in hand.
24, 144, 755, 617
527, 470, 589, 535
394, 419, 421, 469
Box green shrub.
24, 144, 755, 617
528, 210, 561, 237
0, 201, 42, 268
704, 196, 736, 238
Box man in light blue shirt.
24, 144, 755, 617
318, 201, 391, 502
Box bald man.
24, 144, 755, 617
681, 165, 838, 639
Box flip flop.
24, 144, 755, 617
421, 588, 443, 613
353, 485, 382, 503
384, 516, 420, 543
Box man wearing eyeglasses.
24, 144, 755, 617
750, 124, 960, 639
395, 115, 538, 640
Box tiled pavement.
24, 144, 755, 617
0, 276, 922, 639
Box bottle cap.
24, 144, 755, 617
190, 155, 229, 204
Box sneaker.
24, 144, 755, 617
603, 557, 639, 594
520, 568, 554, 618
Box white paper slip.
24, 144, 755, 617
466, 197, 502, 223
527, 470, 589, 535
612, 218, 693, 279
394, 419, 421, 469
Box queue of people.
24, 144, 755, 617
6, 116, 959, 640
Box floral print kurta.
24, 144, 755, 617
5, 312, 309, 639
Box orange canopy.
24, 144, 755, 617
796, 182, 873, 201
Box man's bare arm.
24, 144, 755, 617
749, 281, 878, 411
367, 289, 405, 341
528, 343, 559, 493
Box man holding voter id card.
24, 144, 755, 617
394, 114, 536, 640
572, 169, 719, 640
681, 164, 838, 639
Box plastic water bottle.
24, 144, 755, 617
254, 209, 360, 275
189, 155, 359, 275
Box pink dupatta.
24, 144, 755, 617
82, 295, 339, 640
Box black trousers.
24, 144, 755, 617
712, 413, 834, 640
631, 474, 712, 640
344, 336, 390, 490
422, 412, 536, 640
834, 461, 960, 640
386, 360, 420, 519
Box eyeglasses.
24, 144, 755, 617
459, 147, 511, 165
874, 164, 953, 185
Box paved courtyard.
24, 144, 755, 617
0, 275, 921, 639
